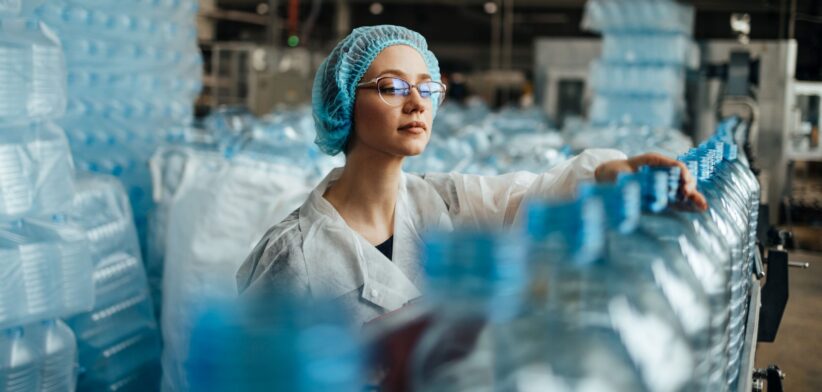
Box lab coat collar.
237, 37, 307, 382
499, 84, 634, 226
298, 168, 423, 312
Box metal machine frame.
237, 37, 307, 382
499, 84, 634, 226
206, 43, 319, 116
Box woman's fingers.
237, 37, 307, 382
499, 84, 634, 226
594, 160, 632, 183
681, 186, 709, 211
627, 153, 683, 171
612, 152, 709, 212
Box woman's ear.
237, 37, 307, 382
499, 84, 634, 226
344, 119, 356, 155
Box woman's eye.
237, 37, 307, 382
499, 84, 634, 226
380, 87, 408, 95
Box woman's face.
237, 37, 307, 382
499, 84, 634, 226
351, 45, 435, 157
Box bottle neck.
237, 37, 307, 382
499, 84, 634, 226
638, 166, 670, 213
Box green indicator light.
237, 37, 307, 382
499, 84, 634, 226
287, 35, 299, 47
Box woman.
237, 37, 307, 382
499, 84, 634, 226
236, 25, 705, 325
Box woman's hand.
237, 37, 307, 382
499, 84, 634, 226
594, 152, 708, 211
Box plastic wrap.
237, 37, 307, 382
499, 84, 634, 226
0, 122, 76, 219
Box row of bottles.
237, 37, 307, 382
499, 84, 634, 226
0, 16, 91, 392
413, 118, 759, 391
35, 0, 203, 251
583, 0, 695, 129
1, 3, 161, 391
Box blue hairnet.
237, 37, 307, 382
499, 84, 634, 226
312, 25, 442, 156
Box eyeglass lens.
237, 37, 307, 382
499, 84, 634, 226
376, 77, 444, 106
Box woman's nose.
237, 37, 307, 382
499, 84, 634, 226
403, 87, 427, 113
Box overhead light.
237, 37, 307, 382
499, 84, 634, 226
370, 2, 384, 15
256, 3, 269, 15
730, 13, 751, 44
730, 13, 750, 35
484, 1, 498, 14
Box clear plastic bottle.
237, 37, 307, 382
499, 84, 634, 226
636, 166, 732, 391
593, 175, 712, 389
0, 17, 66, 125
519, 195, 651, 391
0, 327, 41, 391
33, 319, 77, 392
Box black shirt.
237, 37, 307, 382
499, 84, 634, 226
375, 236, 394, 260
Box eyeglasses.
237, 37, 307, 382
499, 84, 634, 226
356, 76, 447, 107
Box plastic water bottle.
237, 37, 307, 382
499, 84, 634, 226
412, 230, 529, 391
0, 18, 66, 125
33, 320, 77, 392
636, 166, 732, 391
0, 327, 40, 391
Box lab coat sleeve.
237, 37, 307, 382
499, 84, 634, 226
422, 148, 627, 228
235, 214, 311, 298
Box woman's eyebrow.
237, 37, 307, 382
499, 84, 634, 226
377, 69, 432, 80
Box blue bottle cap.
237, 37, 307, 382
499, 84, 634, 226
638, 166, 669, 213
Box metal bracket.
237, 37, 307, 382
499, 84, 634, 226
758, 249, 790, 342
753, 365, 785, 392
753, 250, 766, 279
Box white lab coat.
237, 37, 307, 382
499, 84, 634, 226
236, 148, 627, 325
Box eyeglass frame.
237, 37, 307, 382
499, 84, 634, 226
356, 76, 447, 107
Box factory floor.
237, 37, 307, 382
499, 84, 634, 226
754, 249, 822, 391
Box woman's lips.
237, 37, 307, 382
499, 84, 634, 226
398, 121, 426, 134
398, 126, 425, 135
